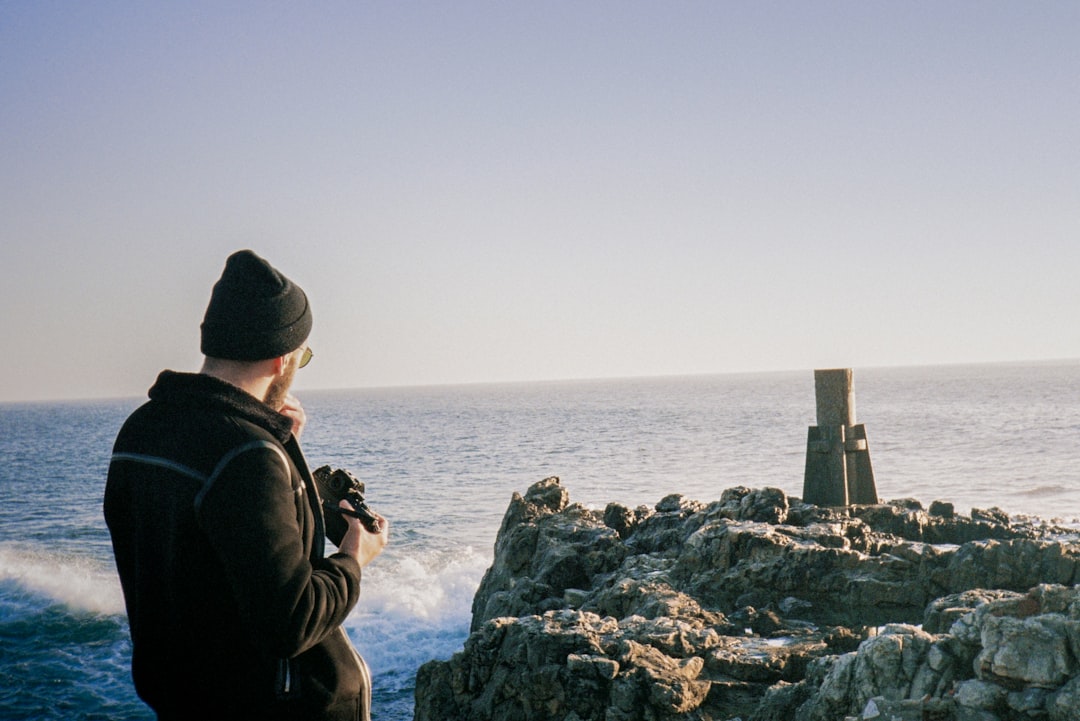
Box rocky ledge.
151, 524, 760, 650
414, 478, 1080, 721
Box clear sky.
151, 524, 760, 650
2, 2, 1078, 403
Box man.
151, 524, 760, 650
104, 249, 388, 720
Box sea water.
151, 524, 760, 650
2, 361, 1079, 719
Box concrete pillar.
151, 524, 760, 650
803, 369, 878, 507
814, 368, 856, 427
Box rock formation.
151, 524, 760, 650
414, 478, 1080, 721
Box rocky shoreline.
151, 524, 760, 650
414, 478, 1080, 721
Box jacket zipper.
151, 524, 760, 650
276, 657, 297, 700
339, 627, 372, 721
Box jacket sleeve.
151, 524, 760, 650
194, 441, 362, 658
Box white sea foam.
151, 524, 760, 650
355, 546, 490, 620
344, 545, 491, 678
0, 542, 125, 616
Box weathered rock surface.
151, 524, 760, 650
414, 478, 1080, 721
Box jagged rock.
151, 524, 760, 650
923, 589, 1025, 634
715, 486, 790, 524
470, 479, 626, 632
1047, 675, 1080, 720
930, 500, 955, 519
976, 614, 1076, 688
604, 502, 638, 539
750, 680, 813, 721
972, 507, 1010, 525
1006, 686, 1050, 717
415, 478, 1080, 721
954, 679, 1007, 715
857, 696, 950, 721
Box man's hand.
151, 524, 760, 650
336, 499, 389, 568
278, 394, 307, 439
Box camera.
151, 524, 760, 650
312, 466, 383, 545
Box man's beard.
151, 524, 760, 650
264, 355, 299, 410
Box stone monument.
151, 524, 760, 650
802, 368, 878, 506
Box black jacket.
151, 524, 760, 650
104, 371, 370, 720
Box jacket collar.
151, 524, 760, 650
148, 370, 294, 444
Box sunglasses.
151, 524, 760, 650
299, 346, 314, 369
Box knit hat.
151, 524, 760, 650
200, 250, 312, 361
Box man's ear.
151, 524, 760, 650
270, 354, 288, 376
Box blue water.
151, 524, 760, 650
2, 362, 1079, 720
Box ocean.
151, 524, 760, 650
2, 361, 1079, 720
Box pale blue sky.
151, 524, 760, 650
2, 2, 1078, 403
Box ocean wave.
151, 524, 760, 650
353, 545, 490, 621
1013, 484, 1070, 498
0, 542, 125, 616
344, 545, 490, 682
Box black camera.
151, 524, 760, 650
312, 466, 382, 545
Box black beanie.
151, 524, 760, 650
200, 250, 312, 361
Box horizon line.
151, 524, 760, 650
4, 356, 1078, 407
